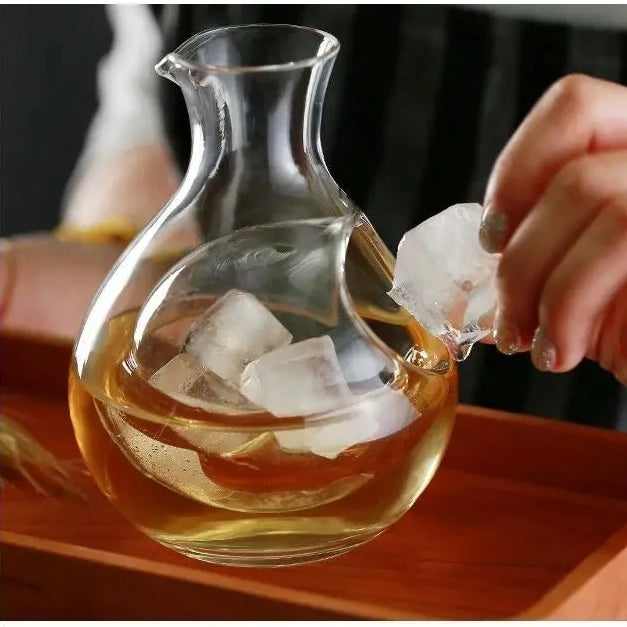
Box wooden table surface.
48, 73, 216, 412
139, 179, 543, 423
1, 332, 626, 620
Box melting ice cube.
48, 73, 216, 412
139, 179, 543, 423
388, 203, 499, 360
150, 353, 255, 414
185, 289, 292, 386
274, 386, 418, 459
240, 335, 353, 417
149, 354, 262, 454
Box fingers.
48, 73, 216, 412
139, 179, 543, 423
480, 74, 627, 253
493, 151, 627, 352
531, 194, 627, 373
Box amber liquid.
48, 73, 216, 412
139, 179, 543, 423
69, 295, 456, 566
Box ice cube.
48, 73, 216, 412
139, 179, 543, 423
240, 335, 353, 417
149, 354, 262, 454
150, 352, 200, 392
388, 203, 499, 360
185, 289, 293, 386
150, 353, 256, 414
274, 386, 418, 459
334, 335, 389, 389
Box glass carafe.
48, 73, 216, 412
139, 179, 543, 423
69, 24, 457, 567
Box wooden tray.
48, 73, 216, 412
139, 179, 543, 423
1, 332, 626, 620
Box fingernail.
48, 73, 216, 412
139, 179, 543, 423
479, 205, 507, 253
494, 314, 521, 355
531, 327, 556, 372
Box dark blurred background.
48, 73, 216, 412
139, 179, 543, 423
1, 6, 111, 236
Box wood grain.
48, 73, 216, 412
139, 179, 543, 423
1, 332, 626, 619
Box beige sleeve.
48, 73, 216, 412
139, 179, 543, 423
60, 5, 180, 236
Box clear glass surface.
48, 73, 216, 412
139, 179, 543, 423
69, 24, 457, 567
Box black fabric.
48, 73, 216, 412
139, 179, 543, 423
567, 358, 623, 429
1, 6, 112, 236
412, 8, 492, 224
328, 6, 403, 208
622, 32, 627, 85
515, 18, 570, 126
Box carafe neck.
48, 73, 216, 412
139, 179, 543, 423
155, 26, 343, 235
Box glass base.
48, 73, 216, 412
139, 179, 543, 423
153, 530, 383, 567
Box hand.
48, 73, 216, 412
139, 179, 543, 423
480, 74, 627, 385
1, 235, 125, 340
0, 233, 192, 342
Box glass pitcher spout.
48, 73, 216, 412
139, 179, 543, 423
153, 24, 348, 242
